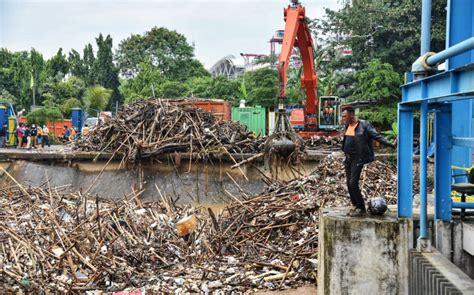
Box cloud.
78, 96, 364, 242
1, 0, 340, 68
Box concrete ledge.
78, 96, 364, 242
317, 208, 410, 295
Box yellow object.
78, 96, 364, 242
8, 116, 15, 145
176, 215, 197, 236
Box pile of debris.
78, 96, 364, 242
304, 136, 342, 151
74, 99, 265, 164
0, 155, 401, 293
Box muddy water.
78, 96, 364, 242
2, 160, 319, 204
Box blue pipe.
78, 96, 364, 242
452, 202, 474, 209
427, 37, 474, 66
419, 101, 429, 239
421, 0, 432, 54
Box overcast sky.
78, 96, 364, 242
0, 0, 341, 68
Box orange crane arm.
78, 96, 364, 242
278, 4, 318, 128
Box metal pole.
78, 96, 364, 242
426, 37, 474, 66
419, 101, 429, 242
421, 0, 432, 55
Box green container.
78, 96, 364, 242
232, 106, 266, 136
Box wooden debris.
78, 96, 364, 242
1, 155, 406, 293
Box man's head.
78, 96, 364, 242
64, 125, 68, 130
341, 105, 356, 125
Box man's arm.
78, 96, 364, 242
366, 122, 395, 148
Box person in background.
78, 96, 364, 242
16, 123, 24, 149
0, 124, 6, 148
30, 124, 38, 148
69, 127, 77, 142
37, 125, 43, 151
63, 125, 70, 143
42, 125, 50, 148
82, 124, 90, 136
24, 125, 31, 149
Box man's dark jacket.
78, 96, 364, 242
342, 119, 394, 164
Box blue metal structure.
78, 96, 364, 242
398, 0, 474, 246
71, 107, 84, 135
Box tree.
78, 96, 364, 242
0, 89, 16, 104
62, 98, 82, 118
158, 80, 188, 98
116, 27, 208, 81
68, 49, 86, 79
43, 48, 69, 81
210, 76, 240, 104
186, 76, 213, 98
351, 59, 401, 102
30, 48, 45, 105
351, 59, 402, 128
39, 76, 85, 109
316, 0, 447, 73
119, 61, 162, 103
93, 34, 121, 109
84, 85, 112, 112
83, 44, 96, 86
26, 106, 63, 126
240, 68, 278, 108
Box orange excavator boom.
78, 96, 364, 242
278, 2, 318, 129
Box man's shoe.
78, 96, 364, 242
347, 207, 367, 217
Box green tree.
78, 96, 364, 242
68, 49, 86, 79
316, 0, 447, 73
62, 97, 82, 118
39, 76, 85, 108
116, 27, 208, 81
210, 76, 240, 104
351, 59, 402, 128
0, 89, 16, 104
93, 34, 122, 109
240, 68, 278, 108
351, 59, 401, 102
83, 43, 96, 86
26, 106, 63, 126
186, 76, 213, 98
43, 48, 69, 81
119, 61, 162, 103
160, 80, 189, 98
84, 85, 112, 112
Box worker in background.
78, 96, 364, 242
16, 123, 24, 148
30, 124, 38, 148
24, 125, 31, 149
341, 105, 395, 217
63, 125, 70, 143
82, 124, 90, 136
69, 127, 77, 142
42, 125, 50, 148
37, 125, 43, 151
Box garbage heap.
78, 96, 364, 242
74, 99, 265, 163
0, 156, 401, 293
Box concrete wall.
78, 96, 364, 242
436, 219, 474, 279
318, 208, 411, 295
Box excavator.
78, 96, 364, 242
265, 0, 341, 158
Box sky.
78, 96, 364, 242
0, 0, 341, 68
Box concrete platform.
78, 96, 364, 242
317, 208, 411, 295
0, 146, 396, 162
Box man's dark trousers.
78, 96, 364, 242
344, 154, 365, 210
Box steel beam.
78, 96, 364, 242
452, 202, 474, 209
434, 104, 452, 221
397, 105, 414, 218
401, 65, 474, 104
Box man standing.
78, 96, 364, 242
341, 106, 395, 216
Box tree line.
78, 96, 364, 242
1, 0, 447, 130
